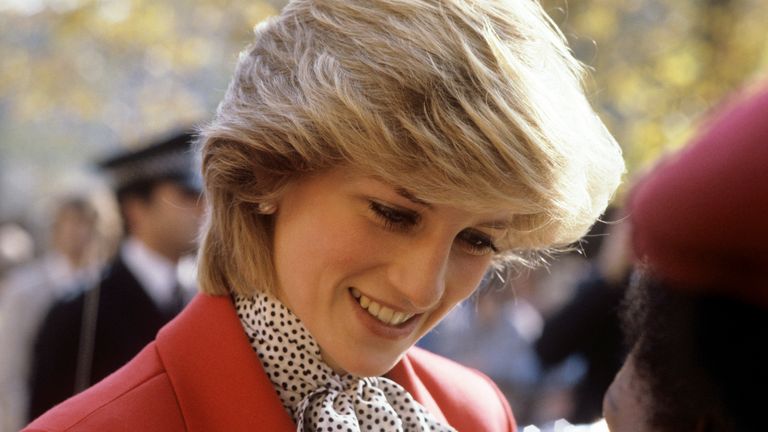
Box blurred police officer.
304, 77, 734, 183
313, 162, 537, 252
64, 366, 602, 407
27, 130, 204, 420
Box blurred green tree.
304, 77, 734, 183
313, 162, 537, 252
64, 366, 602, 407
543, 0, 768, 177
0, 0, 278, 219
1, 0, 767, 218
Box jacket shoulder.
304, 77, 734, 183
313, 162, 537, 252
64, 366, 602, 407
24, 343, 185, 432
406, 346, 516, 432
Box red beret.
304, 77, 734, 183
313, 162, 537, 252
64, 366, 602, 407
629, 84, 768, 308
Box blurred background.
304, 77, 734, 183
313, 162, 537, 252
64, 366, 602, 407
1, 0, 767, 431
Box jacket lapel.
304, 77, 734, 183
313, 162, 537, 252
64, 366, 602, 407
155, 294, 296, 432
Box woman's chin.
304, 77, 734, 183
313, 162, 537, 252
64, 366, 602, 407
322, 349, 405, 377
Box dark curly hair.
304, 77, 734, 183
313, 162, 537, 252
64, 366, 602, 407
621, 269, 768, 432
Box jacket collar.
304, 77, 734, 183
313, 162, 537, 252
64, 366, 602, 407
156, 294, 296, 431
155, 294, 446, 430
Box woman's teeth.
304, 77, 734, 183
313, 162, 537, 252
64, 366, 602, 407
351, 288, 414, 326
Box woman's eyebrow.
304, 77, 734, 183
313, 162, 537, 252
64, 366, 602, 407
394, 186, 512, 229
477, 220, 512, 230
395, 187, 433, 209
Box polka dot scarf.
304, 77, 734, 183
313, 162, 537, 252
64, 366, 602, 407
234, 293, 457, 432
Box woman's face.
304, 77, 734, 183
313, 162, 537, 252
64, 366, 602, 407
52, 206, 96, 260
272, 168, 510, 376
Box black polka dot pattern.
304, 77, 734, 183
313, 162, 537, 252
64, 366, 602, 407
235, 293, 457, 432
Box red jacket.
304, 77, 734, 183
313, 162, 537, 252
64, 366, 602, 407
25, 294, 517, 431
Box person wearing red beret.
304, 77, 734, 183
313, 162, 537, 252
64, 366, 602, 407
603, 84, 768, 432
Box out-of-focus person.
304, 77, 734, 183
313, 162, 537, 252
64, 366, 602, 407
0, 193, 117, 432
418, 270, 546, 424
26, 130, 204, 421
603, 83, 768, 432
419, 252, 599, 427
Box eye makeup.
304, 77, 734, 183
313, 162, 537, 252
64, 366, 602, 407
368, 200, 421, 232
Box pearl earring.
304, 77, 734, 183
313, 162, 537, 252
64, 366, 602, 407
257, 202, 277, 215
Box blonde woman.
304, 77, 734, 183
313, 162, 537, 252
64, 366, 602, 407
26, 1, 624, 431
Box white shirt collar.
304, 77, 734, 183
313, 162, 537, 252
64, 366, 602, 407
42, 252, 102, 296
120, 237, 177, 309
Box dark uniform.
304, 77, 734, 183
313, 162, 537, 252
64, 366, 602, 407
27, 256, 181, 419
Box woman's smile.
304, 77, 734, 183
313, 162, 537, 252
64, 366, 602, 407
350, 288, 417, 327
348, 287, 422, 340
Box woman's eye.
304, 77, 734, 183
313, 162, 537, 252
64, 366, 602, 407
369, 201, 420, 231
456, 230, 499, 256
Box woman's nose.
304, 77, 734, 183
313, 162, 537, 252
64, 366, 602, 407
386, 237, 451, 311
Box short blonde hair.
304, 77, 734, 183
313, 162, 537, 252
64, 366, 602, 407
197, 0, 624, 296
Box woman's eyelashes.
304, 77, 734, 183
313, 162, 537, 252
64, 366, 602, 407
457, 230, 499, 256
369, 200, 421, 231
368, 200, 499, 255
